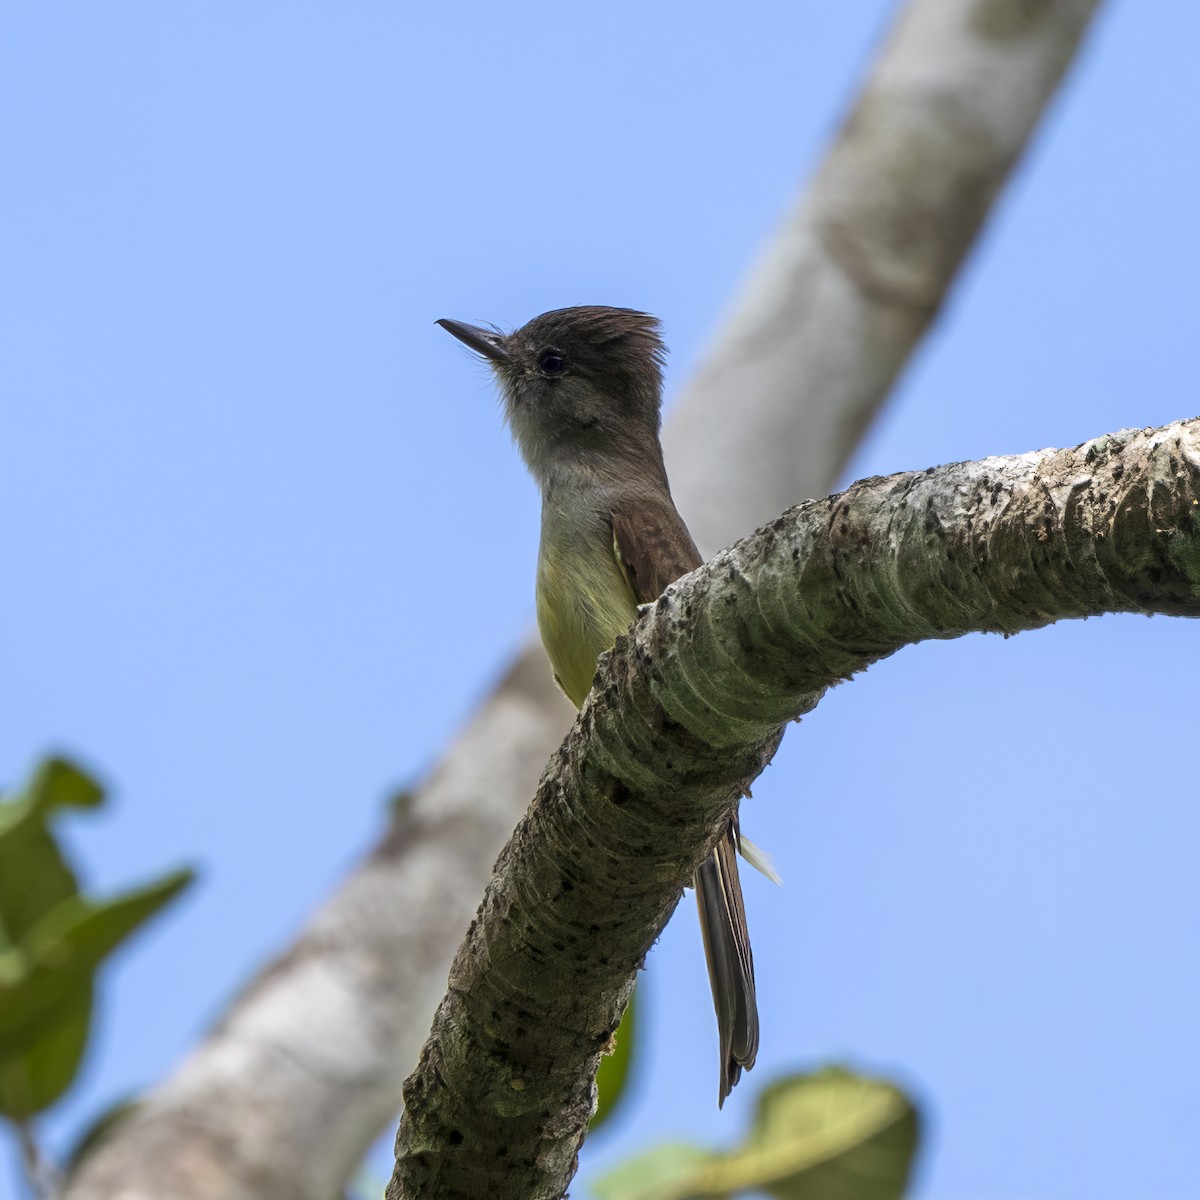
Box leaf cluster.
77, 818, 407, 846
0, 757, 192, 1122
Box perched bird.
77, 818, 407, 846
438, 306, 758, 1103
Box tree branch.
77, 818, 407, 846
389, 417, 1200, 1199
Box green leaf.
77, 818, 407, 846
725, 1067, 918, 1199
591, 1067, 919, 1200
0, 868, 194, 1117
0, 983, 92, 1120
0, 757, 103, 947
0, 757, 195, 1118
24, 758, 105, 814
591, 1143, 719, 1200
0, 868, 195, 1042
591, 985, 638, 1132
25, 868, 195, 971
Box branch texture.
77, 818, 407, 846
389, 419, 1200, 1199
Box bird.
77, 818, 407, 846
437, 305, 758, 1104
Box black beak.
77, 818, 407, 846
436, 318, 508, 364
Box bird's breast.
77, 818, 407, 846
536, 506, 637, 709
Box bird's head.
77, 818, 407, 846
437, 306, 667, 484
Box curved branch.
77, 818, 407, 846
389, 418, 1200, 1199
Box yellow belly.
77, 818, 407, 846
536, 535, 638, 709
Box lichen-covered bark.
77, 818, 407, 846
389, 419, 1200, 1200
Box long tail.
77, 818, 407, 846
694, 818, 759, 1105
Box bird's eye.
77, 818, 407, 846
537, 348, 567, 377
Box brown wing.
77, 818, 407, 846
610, 494, 703, 604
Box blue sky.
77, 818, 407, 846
3, 3, 1198, 1197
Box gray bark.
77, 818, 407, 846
389, 417, 1200, 1199
58, 2, 1104, 1196
667, 0, 1104, 551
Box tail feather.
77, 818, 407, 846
695, 820, 758, 1105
